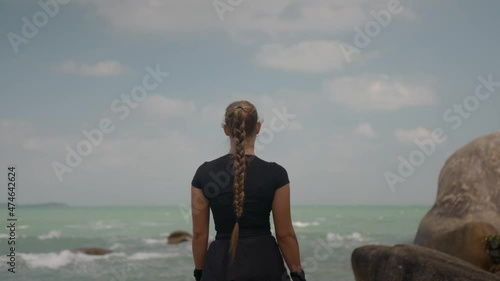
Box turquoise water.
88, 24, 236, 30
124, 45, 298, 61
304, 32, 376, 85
0, 205, 430, 281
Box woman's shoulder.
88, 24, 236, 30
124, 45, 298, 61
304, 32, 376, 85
198, 154, 231, 166
255, 158, 289, 188
250, 156, 287, 171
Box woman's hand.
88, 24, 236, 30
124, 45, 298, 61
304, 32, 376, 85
193, 268, 202, 281
290, 270, 306, 281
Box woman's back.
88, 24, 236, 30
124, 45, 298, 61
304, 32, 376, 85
192, 154, 289, 237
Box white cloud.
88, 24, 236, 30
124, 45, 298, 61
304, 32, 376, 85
288, 121, 303, 131
54, 60, 132, 77
285, 125, 379, 174
82, 0, 416, 36
22, 137, 71, 152
254, 41, 380, 73
353, 123, 378, 138
394, 127, 432, 144
328, 132, 378, 156
200, 104, 225, 123
0, 119, 70, 152
255, 41, 347, 73
326, 125, 379, 170
82, 131, 199, 182
0, 119, 33, 146
325, 74, 436, 111
142, 95, 196, 118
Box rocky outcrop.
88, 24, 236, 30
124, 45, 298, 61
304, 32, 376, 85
423, 221, 496, 270
71, 247, 112, 255
415, 131, 500, 246
351, 244, 500, 281
167, 230, 192, 244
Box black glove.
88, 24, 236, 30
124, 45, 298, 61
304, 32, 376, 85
290, 270, 306, 281
193, 269, 202, 281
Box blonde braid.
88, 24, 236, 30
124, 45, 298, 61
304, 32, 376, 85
229, 108, 246, 262
223, 101, 258, 262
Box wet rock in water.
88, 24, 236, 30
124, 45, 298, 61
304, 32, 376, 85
71, 247, 113, 255
351, 244, 500, 281
167, 230, 192, 244
423, 221, 497, 270
415, 131, 500, 246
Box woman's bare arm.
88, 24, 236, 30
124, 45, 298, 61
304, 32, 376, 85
191, 187, 210, 269
272, 184, 303, 273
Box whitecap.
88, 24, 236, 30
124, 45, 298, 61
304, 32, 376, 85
90, 220, 121, 230
110, 243, 124, 250
326, 232, 368, 243
326, 232, 343, 242
143, 238, 166, 246
38, 230, 61, 240
293, 221, 310, 228
293, 221, 320, 228
349, 232, 365, 242
128, 252, 177, 261
0, 233, 9, 239
19, 251, 126, 270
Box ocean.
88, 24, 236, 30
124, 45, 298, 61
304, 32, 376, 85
0, 205, 430, 281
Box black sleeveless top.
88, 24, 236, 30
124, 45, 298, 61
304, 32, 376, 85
191, 154, 289, 239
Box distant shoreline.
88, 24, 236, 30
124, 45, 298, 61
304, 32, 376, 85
0, 202, 432, 208
0, 202, 69, 208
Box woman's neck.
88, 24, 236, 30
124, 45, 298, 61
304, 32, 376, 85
228, 144, 256, 155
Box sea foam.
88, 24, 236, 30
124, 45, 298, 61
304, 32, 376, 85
292, 221, 321, 228
128, 252, 178, 261
326, 232, 368, 243
143, 238, 166, 246
19, 251, 126, 270
38, 230, 62, 240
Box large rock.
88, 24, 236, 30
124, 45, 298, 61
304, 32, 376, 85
71, 247, 112, 255
351, 244, 500, 281
167, 230, 192, 244
415, 131, 500, 246
423, 221, 496, 270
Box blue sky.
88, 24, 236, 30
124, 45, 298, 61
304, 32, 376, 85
0, 0, 499, 206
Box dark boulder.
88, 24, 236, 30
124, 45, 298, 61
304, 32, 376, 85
351, 244, 500, 281
167, 230, 192, 244
423, 221, 496, 270
71, 247, 112, 255
415, 131, 500, 246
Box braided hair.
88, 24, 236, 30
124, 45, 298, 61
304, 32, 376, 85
224, 101, 258, 262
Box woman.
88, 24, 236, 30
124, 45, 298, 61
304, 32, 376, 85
191, 101, 306, 281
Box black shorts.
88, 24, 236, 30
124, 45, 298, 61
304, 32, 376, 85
201, 234, 290, 281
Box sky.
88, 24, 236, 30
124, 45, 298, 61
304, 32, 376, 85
0, 0, 499, 206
